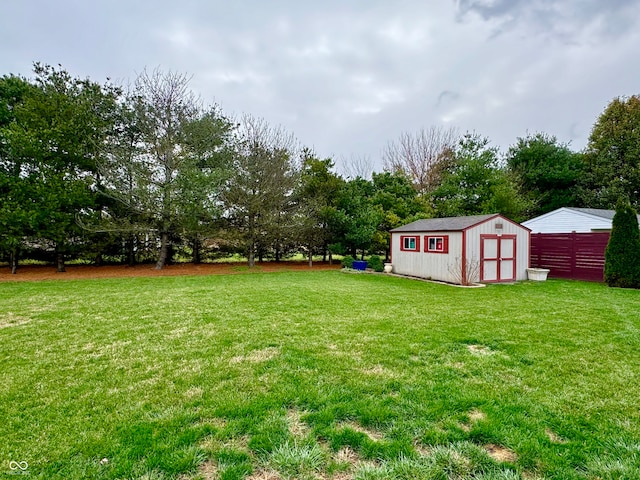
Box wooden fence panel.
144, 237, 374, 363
530, 232, 610, 282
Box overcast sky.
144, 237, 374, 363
1, 0, 639, 173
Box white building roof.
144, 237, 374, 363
522, 207, 640, 233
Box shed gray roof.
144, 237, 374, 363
390, 214, 500, 233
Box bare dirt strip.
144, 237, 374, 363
0, 261, 341, 282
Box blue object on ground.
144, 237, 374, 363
352, 260, 368, 271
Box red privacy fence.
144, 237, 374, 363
529, 232, 610, 282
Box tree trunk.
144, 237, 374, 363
308, 247, 313, 267
126, 235, 136, 266
248, 218, 256, 268
94, 253, 103, 266
248, 242, 255, 268
192, 236, 201, 264
156, 231, 169, 269
167, 243, 175, 265
275, 244, 281, 262
328, 251, 333, 265
10, 247, 18, 274
56, 251, 66, 273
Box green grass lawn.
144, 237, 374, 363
1, 272, 639, 479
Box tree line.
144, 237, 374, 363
1, 64, 639, 273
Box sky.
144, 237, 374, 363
1, 0, 639, 174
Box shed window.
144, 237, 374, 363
425, 235, 449, 253
400, 235, 420, 251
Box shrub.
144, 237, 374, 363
604, 201, 640, 288
341, 255, 355, 268
367, 255, 384, 272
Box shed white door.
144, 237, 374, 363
480, 235, 516, 282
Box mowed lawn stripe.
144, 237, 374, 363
1, 271, 639, 479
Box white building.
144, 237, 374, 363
522, 207, 640, 233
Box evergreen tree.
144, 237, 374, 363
223, 115, 299, 267
604, 201, 640, 288
2, 64, 120, 272
295, 150, 344, 265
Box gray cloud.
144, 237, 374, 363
455, 0, 640, 41
1, 1, 639, 171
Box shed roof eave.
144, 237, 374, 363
391, 213, 528, 233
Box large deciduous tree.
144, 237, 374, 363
97, 69, 234, 269
383, 126, 458, 195
135, 69, 199, 269
581, 95, 640, 209
506, 133, 584, 217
